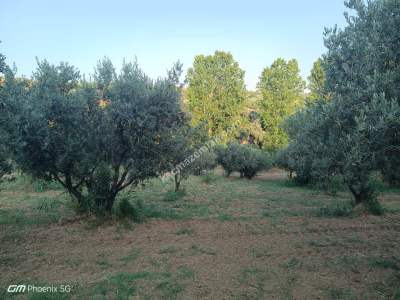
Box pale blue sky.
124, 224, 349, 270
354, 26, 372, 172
0, 0, 348, 90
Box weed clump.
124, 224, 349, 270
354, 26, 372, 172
313, 201, 353, 217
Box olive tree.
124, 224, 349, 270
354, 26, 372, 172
0, 52, 13, 181
279, 0, 400, 212
324, 0, 400, 187
4, 57, 184, 214
166, 120, 220, 192
216, 143, 272, 179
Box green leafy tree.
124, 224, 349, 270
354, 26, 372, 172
236, 91, 265, 148
4, 57, 184, 214
307, 58, 329, 102
257, 58, 305, 151
185, 51, 246, 141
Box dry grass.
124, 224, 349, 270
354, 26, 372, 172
0, 170, 400, 299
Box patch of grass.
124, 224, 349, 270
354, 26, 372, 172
307, 235, 363, 249
313, 201, 353, 217
88, 267, 192, 299
187, 244, 217, 256
237, 266, 268, 299
120, 248, 141, 263
369, 272, 400, 299
176, 227, 194, 235
308, 237, 341, 248
326, 255, 363, 273
65, 258, 83, 269
96, 258, 112, 270
200, 173, 219, 184
1, 171, 400, 299
0, 208, 25, 225
364, 198, 385, 215
155, 275, 186, 299
261, 209, 273, 218
0, 174, 63, 194
368, 256, 400, 271
115, 197, 146, 223
115, 195, 186, 222
285, 257, 302, 269
27, 292, 72, 300
249, 248, 271, 258
159, 245, 180, 254
0, 254, 19, 267
326, 287, 356, 299
217, 212, 234, 221
0, 191, 72, 227
176, 265, 195, 280
31, 179, 63, 192
90, 271, 153, 299
163, 190, 186, 202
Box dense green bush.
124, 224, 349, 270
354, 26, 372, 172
116, 197, 146, 223
190, 150, 217, 176
216, 143, 272, 179
215, 143, 242, 177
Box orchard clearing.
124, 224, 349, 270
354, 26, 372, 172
1, 169, 400, 299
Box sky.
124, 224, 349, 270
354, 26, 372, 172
0, 0, 348, 90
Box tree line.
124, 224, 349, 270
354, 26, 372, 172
0, 0, 398, 215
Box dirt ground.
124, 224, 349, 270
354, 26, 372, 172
1, 170, 399, 299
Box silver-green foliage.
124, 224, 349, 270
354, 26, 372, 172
216, 143, 272, 179
278, 0, 400, 211
3, 57, 184, 214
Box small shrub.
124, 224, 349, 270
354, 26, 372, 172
312, 175, 345, 195
116, 197, 145, 223
191, 150, 217, 176
364, 198, 384, 216
116, 197, 136, 219
215, 144, 241, 176
216, 143, 272, 179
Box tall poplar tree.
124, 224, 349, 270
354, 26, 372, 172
185, 51, 246, 141
258, 58, 305, 151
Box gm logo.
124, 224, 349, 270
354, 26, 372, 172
7, 285, 26, 293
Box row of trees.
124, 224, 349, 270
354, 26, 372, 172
1, 0, 398, 215
0, 52, 275, 213
277, 0, 400, 212
0, 47, 314, 214
184, 51, 317, 151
